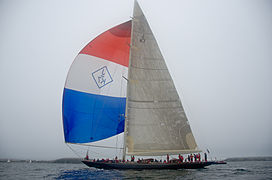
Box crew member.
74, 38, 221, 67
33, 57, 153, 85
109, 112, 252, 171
131, 155, 135, 162
85, 151, 89, 160
190, 154, 193, 162
204, 152, 207, 162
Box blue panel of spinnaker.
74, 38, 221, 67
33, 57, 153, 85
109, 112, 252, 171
62, 88, 125, 143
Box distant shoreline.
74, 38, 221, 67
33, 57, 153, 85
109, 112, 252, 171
0, 158, 83, 164
225, 156, 272, 162
1, 156, 272, 164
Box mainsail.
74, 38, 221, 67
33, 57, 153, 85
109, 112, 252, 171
62, 0, 199, 157
124, 1, 199, 156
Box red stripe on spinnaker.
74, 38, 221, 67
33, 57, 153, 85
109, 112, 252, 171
80, 21, 131, 67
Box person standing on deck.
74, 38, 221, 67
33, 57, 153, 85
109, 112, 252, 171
131, 156, 135, 162
204, 152, 207, 162
85, 151, 89, 160
197, 153, 200, 162
178, 154, 183, 162
194, 154, 197, 162
167, 154, 169, 163
190, 154, 194, 162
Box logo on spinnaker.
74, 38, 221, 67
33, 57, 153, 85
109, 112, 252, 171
92, 66, 113, 88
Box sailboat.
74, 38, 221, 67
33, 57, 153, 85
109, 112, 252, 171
62, 0, 217, 169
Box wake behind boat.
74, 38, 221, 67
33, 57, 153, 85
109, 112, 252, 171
62, 0, 225, 170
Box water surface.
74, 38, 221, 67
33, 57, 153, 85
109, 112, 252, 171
0, 161, 271, 179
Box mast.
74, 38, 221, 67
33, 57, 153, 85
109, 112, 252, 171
123, 0, 136, 161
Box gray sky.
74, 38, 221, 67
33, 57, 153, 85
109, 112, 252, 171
0, 0, 271, 160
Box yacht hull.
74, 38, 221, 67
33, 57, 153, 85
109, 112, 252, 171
82, 160, 214, 170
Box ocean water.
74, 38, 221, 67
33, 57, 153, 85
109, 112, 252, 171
0, 161, 271, 180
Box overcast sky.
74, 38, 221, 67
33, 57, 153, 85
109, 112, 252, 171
0, 0, 271, 160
